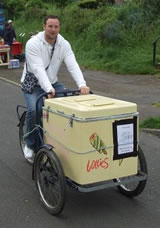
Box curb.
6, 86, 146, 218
141, 128, 160, 137
0, 76, 21, 87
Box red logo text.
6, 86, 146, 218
87, 157, 109, 172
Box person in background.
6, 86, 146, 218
21, 15, 90, 163
8, 19, 16, 41
3, 21, 16, 56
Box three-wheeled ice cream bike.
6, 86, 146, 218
16, 89, 147, 215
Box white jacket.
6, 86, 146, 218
21, 32, 86, 92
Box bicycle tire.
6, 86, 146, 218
34, 148, 66, 215
114, 146, 147, 197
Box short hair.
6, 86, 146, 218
44, 15, 61, 25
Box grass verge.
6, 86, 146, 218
140, 117, 160, 129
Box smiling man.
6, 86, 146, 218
21, 15, 90, 162
44, 16, 60, 45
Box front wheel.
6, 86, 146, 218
34, 148, 66, 215
114, 146, 147, 197
19, 111, 33, 165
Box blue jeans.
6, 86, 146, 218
24, 81, 65, 151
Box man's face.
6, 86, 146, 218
43, 18, 60, 43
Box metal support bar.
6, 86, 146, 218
66, 172, 147, 193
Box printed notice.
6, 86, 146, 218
117, 123, 134, 155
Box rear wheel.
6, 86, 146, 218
34, 148, 66, 215
114, 147, 147, 197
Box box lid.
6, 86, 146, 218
44, 94, 137, 119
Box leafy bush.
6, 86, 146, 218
1, 0, 47, 19
25, 0, 43, 8
24, 7, 48, 21
62, 5, 94, 36
143, 0, 160, 15
2, 0, 26, 18
79, 0, 99, 9
54, 0, 72, 8
78, 0, 106, 9
103, 20, 124, 43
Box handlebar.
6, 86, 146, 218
16, 105, 27, 121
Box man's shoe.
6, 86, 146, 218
26, 156, 34, 165
24, 145, 34, 164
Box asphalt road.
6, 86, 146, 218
0, 78, 160, 227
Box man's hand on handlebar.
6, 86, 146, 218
48, 88, 56, 98
80, 86, 90, 95
47, 86, 90, 98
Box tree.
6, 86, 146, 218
0, 0, 26, 19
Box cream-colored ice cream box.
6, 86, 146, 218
43, 94, 139, 185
